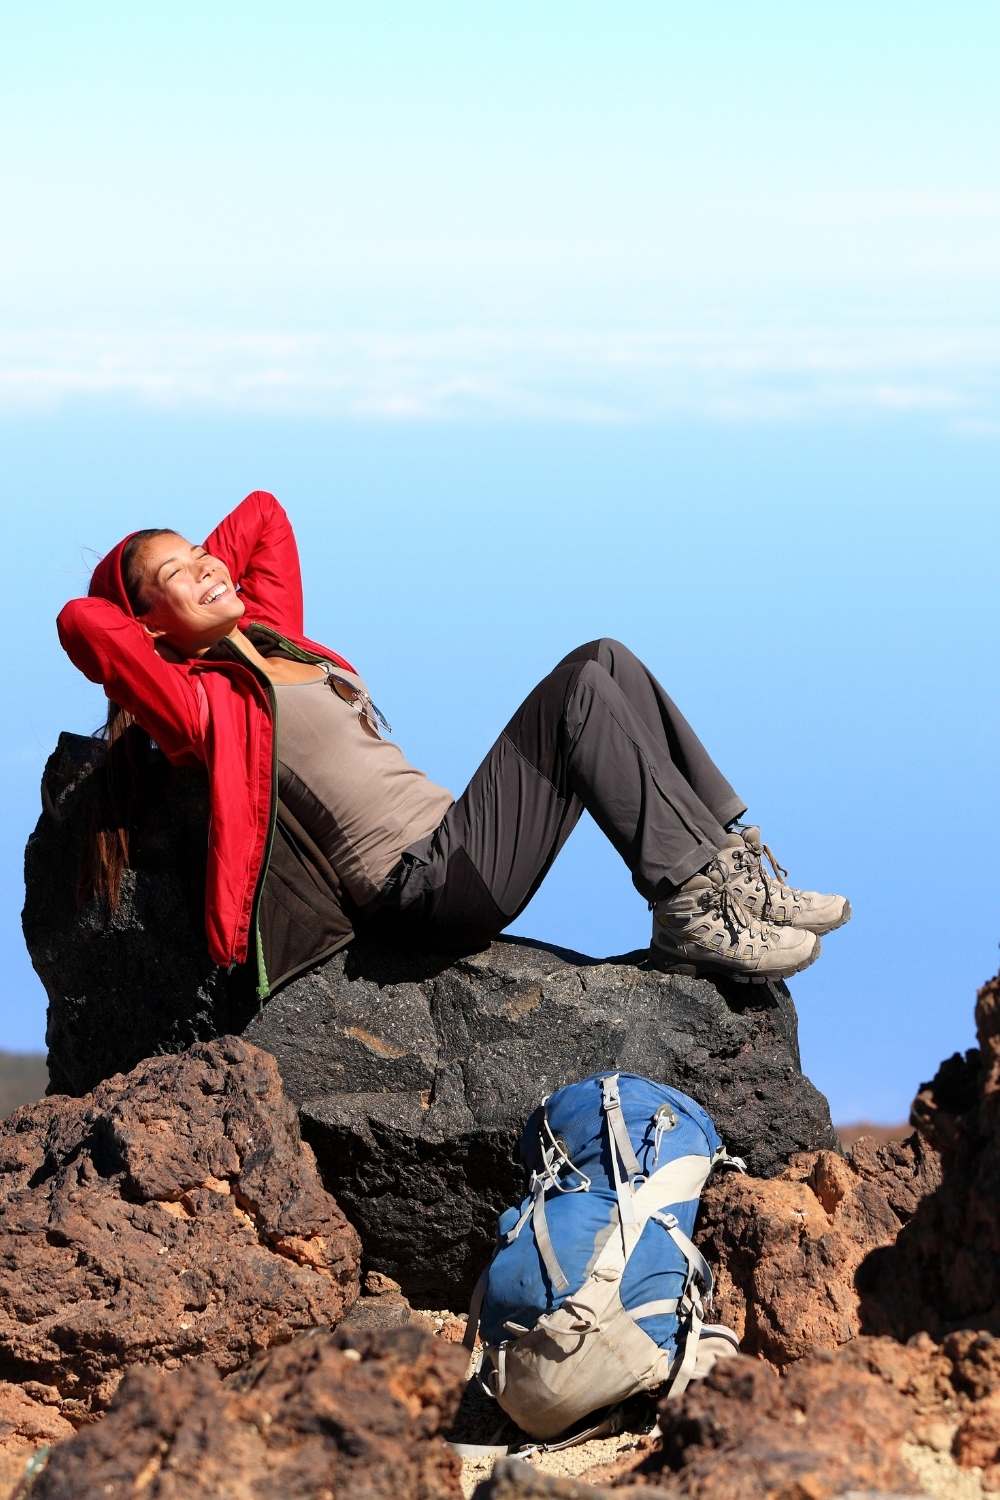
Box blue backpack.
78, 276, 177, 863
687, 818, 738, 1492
464, 1072, 745, 1443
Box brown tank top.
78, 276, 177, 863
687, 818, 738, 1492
273, 663, 453, 907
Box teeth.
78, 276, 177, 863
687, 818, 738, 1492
201, 584, 227, 605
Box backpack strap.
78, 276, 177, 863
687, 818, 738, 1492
601, 1073, 641, 1242
448, 1440, 536, 1460
664, 1286, 706, 1398
651, 1211, 715, 1301
510, 1106, 593, 1297
532, 1184, 570, 1293
448, 1402, 636, 1460
627, 1297, 680, 1320
601, 1074, 641, 1175
648, 1209, 725, 1401
466, 1102, 590, 1348
463, 1263, 490, 1350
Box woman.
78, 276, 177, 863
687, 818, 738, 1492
59, 490, 850, 1000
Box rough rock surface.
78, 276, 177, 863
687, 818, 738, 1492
471, 1462, 621, 1498
0, 1037, 360, 1424
597, 1344, 921, 1496
339, 1270, 432, 1336
0, 1383, 74, 1499
250, 941, 837, 1304
592, 1334, 1000, 1496
695, 1133, 942, 1365
27, 733, 837, 1303
24, 736, 261, 1095
28, 1324, 467, 1500
693, 969, 1000, 1365
858, 969, 1000, 1342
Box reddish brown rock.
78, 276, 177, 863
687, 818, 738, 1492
0, 1037, 360, 1424
596, 1342, 923, 1497
28, 1324, 466, 1500
436, 1314, 470, 1345
944, 1330, 1000, 1489
859, 970, 1000, 1340
472, 1461, 621, 1497
955, 1394, 1000, 1487
695, 968, 1000, 1366
340, 1270, 433, 1337
587, 1332, 1000, 1496
0, 1383, 75, 1499
695, 1133, 941, 1366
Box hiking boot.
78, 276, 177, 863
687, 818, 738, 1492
650, 858, 821, 982
721, 826, 852, 935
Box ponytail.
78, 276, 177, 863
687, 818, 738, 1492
80, 528, 172, 914
81, 705, 156, 911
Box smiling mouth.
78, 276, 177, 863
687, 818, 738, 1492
200, 583, 229, 606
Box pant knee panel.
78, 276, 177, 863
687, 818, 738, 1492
502, 658, 590, 791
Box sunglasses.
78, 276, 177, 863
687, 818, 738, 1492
326, 668, 393, 739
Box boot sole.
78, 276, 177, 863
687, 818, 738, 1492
650, 933, 822, 984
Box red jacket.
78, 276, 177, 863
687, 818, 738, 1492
57, 491, 355, 971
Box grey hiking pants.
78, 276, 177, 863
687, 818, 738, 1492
373, 639, 746, 952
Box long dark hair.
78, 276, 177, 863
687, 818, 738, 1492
83, 529, 173, 913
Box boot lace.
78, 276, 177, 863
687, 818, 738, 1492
759, 839, 788, 883
740, 837, 798, 919
702, 860, 761, 943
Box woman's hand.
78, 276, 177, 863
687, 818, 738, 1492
202, 491, 304, 636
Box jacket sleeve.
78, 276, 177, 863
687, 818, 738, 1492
203, 490, 304, 636
57, 598, 207, 765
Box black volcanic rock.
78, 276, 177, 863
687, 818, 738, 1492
24, 733, 259, 1095
25, 733, 837, 1304
248, 940, 837, 1303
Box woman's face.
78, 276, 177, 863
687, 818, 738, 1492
133, 532, 245, 654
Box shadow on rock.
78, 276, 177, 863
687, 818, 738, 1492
855, 969, 1000, 1341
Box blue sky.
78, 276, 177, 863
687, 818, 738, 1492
5, 3, 1000, 421
2, 4, 998, 1122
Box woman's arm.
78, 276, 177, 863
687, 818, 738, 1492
57, 598, 207, 764
203, 490, 304, 636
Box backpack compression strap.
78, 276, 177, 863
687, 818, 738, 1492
462, 1103, 596, 1352
601, 1073, 642, 1247
448, 1403, 637, 1460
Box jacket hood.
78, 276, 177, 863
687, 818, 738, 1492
88, 532, 141, 616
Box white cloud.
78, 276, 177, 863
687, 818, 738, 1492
869, 385, 964, 411
800, 190, 1000, 225
950, 416, 1000, 438
1, 324, 999, 429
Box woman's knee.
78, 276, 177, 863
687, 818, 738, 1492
555, 637, 631, 670
555, 638, 635, 675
